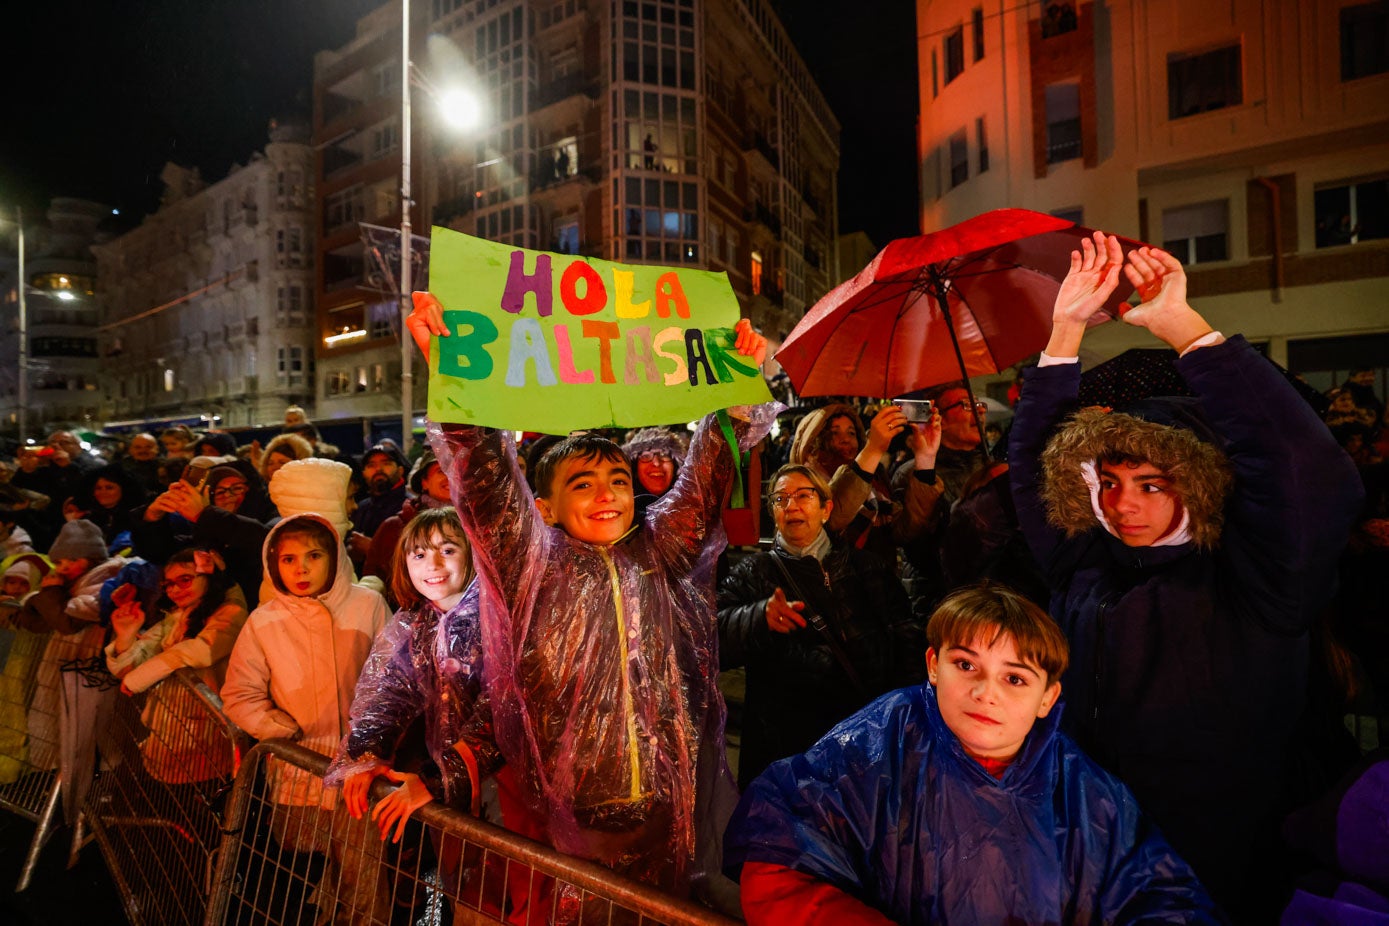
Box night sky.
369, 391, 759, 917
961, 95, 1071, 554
4, 0, 917, 247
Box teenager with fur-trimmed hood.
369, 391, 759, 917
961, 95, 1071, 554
1009, 234, 1362, 923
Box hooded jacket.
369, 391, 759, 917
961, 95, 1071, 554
429, 406, 776, 894
1008, 335, 1363, 912
789, 404, 938, 567
717, 537, 924, 788
724, 684, 1220, 925
221, 514, 389, 808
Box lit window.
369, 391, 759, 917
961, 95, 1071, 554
1167, 45, 1242, 120
750, 250, 763, 295
1162, 200, 1229, 265
1315, 178, 1389, 248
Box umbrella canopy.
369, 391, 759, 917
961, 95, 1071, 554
777, 209, 1146, 398
1079, 346, 1327, 416
1078, 348, 1192, 408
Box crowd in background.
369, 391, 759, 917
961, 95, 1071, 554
0, 322, 1386, 924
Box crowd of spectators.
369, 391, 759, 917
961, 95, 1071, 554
0, 252, 1385, 924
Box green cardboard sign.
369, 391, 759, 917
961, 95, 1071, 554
426, 227, 773, 432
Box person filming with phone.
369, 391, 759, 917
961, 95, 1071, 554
717, 463, 927, 788
131, 459, 277, 608
788, 401, 944, 572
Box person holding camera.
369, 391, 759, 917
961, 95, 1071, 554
717, 463, 926, 788
788, 402, 943, 573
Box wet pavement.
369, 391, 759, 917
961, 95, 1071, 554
0, 813, 128, 925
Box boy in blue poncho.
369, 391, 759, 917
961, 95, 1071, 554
724, 584, 1223, 925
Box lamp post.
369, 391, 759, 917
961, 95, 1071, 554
5, 208, 26, 448
399, 0, 415, 455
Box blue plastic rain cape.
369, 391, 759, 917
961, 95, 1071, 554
725, 683, 1224, 925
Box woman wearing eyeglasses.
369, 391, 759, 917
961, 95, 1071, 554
621, 427, 688, 518
130, 461, 276, 608
717, 463, 925, 788
105, 548, 248, 698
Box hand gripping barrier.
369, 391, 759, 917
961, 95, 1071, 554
205, 739, 742, 926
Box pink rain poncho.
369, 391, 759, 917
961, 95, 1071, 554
428, 405, 776, 894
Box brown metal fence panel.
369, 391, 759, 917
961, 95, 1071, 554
83, 669, 252, 926
3, 646, 742, 926
207, 741, 741, 926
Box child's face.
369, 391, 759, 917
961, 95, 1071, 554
276, 536, 332, 597
405, 531, 470, 612
927, 633, 1060, 763
1097, 459, 1181, 547
53, 558, 91, 582
536, 452, 634, 544
2, 575, 30, 597
162, 563, 208, 610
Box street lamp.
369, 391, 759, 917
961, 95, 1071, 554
398, 0, 481, 454
1, 208, 27, 448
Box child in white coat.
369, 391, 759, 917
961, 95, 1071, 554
222, 514, 391, 924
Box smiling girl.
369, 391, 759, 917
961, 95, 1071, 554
105, 548, 248, 695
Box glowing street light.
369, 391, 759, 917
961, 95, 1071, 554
437, 88, 482, 131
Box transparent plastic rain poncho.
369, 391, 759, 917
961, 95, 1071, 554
324, 580, 501, 814
427, 405, 777, 895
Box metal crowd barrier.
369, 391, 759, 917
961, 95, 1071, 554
83, 668, 252, 926
3, 639, 741, 926
206, 740, 741, 926
0, 616, 107, 890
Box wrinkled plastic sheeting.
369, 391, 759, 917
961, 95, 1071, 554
326, 581, 490, 810
429, 404, 778, 893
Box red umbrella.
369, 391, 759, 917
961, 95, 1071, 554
777, 209, 1146, 399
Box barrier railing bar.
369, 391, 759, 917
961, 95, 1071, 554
207, 739, 739, 926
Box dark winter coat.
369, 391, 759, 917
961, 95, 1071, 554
350, 482, 409, 539
1009, 336, 1363, 915
717, 538, 923, 787
725, 684, 1221, 925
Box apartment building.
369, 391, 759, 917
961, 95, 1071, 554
0, 198, 111, 439
312, 0, 841, 418
917, 0, 1389, 389
94, 123, 317, 428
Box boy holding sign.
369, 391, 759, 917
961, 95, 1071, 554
409, 288, 773, 899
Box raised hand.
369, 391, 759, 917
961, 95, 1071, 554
906, 408, 943, 467
110, 600, 146, 652
1120, 247, 1216, 352
1053, 231, 1124, 327
407, 292, 449, 363
865, 404, 907, 455
734, 318, 767, 366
